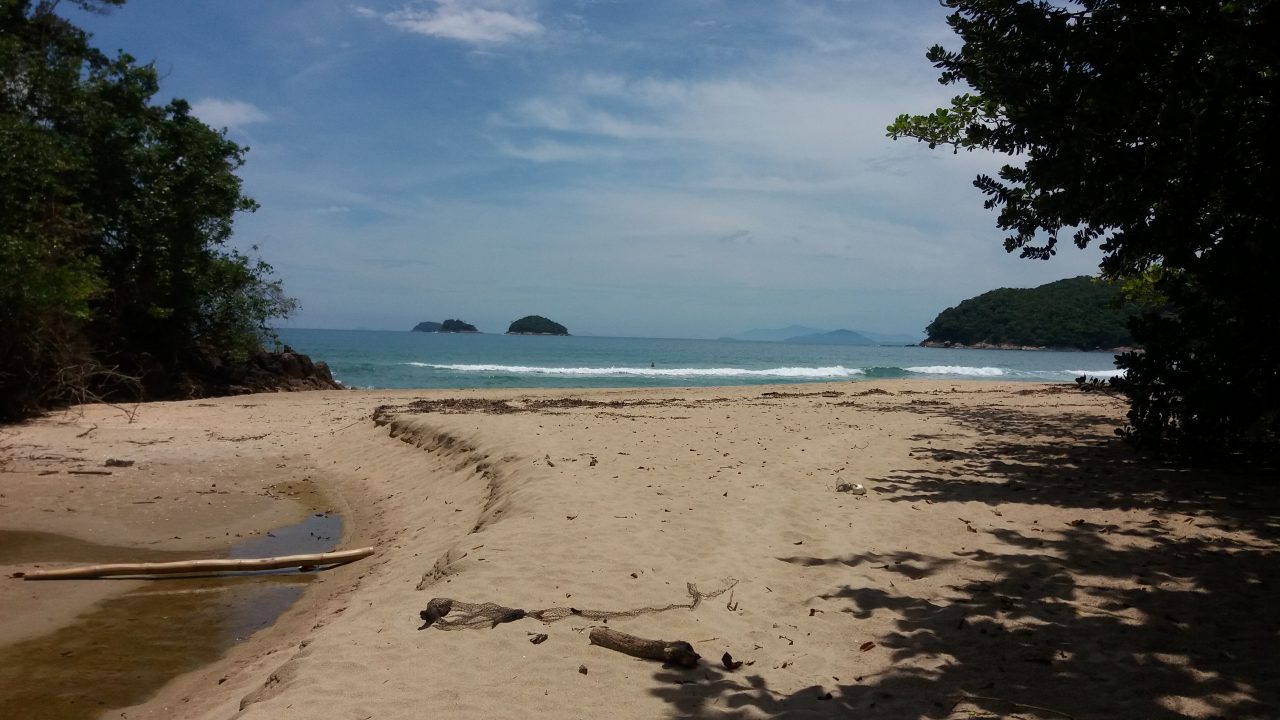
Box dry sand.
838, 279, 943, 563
1, 382, 1275, 720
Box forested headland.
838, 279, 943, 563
923, 276, 1139, 350
1, 1, 323, 420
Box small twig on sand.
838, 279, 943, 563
331, 418, 365, 434
75, 424, 98, 438
210, 432, 271, 442
953, 693, 1075, 720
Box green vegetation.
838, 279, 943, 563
507, 315, 568, 335
411, 321, 443, 332
889, 1, 1277, 455
925, 277, 1137, 350
439, 319, 478, 333
1, 1, 295, 420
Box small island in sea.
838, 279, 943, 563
506, 315, 569, 336
411, 319, 479, 333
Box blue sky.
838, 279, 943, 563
74, 0, 1104, 338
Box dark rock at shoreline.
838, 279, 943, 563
134, 346, 345, 398
221, 347, 344, 394
920, 339, 1132, 353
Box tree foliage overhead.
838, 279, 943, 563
889, 0, 1278, 455
926, 276, 1138, 350
507, 315, 569, 335
1, 0, 295, 419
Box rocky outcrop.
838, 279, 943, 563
412, 321, 442, 332
145, 346, 344, 397
920, 339, 1134, 352
220, 347, 344, 394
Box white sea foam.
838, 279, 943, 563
409, 363, 865, 378
905, 365, 1005, 377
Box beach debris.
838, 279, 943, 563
529, 633, 548, 645
589, 627, 700, 668
836, 482, 866, 495
419, 598, 454, 629
578, 664, 589, 675
721, 652, 743, 670
20, 547, 375, 580
419, 580, 739, 630
860, 641, 877, 652
104, 458, 134, 467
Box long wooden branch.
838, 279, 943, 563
19, 547, 375, 580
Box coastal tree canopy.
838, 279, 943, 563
1, 0, 295, 419
926, 276, 1138, 350
889, 1, 1278, 455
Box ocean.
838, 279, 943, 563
274, 328, 1124, 390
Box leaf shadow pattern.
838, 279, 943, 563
646, 401, 1278, 719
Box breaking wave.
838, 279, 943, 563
406, 363, 866, 379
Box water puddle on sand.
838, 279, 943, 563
0, 512, 341, 720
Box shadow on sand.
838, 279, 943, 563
647, 399, 1277, 719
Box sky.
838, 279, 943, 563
73, 0, 1105, 339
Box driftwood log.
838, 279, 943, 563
588, 627, 701, 668
19, 547, 375, 580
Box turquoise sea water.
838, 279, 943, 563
276, 328, 1123, 390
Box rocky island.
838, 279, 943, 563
440, 319, 479, 333
411, 319, 479, 333
506, 315, 569, 335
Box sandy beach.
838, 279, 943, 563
1, 382, 1275, 719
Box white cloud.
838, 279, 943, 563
361, 1, 543, 45
190, 98, 270, 129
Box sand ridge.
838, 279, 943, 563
1, 382, 1276, 719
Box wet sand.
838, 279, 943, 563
1, 383, 1275, 719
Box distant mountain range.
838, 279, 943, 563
722, 325, 922, 346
